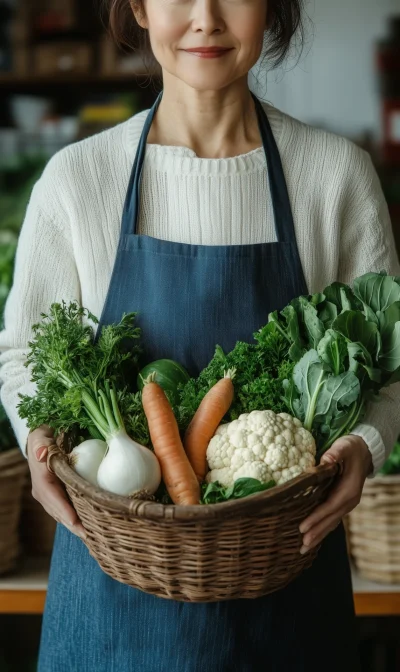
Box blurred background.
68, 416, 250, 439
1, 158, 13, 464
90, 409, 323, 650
0, 1, 400, 670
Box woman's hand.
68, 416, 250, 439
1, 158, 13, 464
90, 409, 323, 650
27, 426, 87, 540
299, 435, 373, 554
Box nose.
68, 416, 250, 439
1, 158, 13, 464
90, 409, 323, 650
191, 0, 225, 35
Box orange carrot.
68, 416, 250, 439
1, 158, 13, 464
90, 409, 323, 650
184, 369, 236, 482
142, 376, 200, 506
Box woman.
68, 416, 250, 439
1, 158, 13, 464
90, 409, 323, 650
1, 0, 399, 669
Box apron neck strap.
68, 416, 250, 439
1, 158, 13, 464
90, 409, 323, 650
122, 91, 296, 245
252, 94, 296, 244
121, 92, 163, 237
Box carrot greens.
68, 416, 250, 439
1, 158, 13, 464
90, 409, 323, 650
18, 302, 150, 446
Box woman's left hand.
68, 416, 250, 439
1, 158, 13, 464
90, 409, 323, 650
299, 435, 373, 555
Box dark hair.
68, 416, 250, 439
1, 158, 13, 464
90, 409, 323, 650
103, 0, 304, 70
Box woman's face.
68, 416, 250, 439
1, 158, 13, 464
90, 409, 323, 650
134, 0, 267, 91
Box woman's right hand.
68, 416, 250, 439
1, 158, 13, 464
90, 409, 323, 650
27, 426, 87, 540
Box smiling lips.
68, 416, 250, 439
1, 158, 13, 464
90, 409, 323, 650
183, 47, 233, 59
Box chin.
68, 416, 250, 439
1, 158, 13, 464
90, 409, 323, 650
172, 70, 240, 92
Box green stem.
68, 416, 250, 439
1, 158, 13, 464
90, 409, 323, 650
341, 399, 365, 439
98, 392, 106, 418
87, 423, 105, 441
44, 359, 112, 440
99, 390, 118, 434
85, 409, 107, 440
319, 399, 365, 454
104, 380, 112, 402
81, 390, 110, 437
110, 385, 125, 432
272, 319, 291, 343
304, 370, 325, 431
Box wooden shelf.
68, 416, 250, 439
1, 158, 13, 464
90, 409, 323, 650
0, 558, 49, 614
0, 71, 158, 92
352, 570, 400, 617
1, 558, 400, 616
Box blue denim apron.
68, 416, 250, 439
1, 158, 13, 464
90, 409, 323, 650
38, 93, 360, 672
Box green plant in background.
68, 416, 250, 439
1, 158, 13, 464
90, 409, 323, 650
0, 235, 17, 452
0, 404, 16, 454
0, 233, 17, 330
0, 154, 47, 234
0, 236, 17, 451
0, 155, 45, 452
380, 441, 400, 475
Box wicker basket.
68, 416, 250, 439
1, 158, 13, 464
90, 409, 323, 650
348, 475, 400, 584
51, 452, 338, 602
20, 476, 56, 556
0, 448, 29, 575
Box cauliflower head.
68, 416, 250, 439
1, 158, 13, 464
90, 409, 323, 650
206, 410, 316, 487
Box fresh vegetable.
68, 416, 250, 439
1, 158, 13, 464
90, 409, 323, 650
380, 440, 400, 475
184, 370, 236, 482
69, 439, 107, 486
177, 329, 294, 431
202, 477, 276, 504
137, 359, 190, 405
269, 272, 400, 455
142, 376, 200, 505
97, 430, 161, 497
206, 410, 316, 487
18, 302, 160, 497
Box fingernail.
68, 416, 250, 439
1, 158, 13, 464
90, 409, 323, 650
35, 446, 47, 461
299, 524, 308, 534
300, 545, 310, 555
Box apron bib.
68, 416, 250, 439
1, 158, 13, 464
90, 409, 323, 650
38, 93, 360, 672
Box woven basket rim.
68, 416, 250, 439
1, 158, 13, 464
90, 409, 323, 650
363, 474, 400, 486
51, 453, 339, 520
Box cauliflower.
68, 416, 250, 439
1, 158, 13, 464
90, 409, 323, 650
206, 410, 316, 487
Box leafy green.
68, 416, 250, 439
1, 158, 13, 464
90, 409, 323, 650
201, 478, 276, 504
380, 441, 400, 475
324, 282, 362, 313
284, 350, 361, 453
317, 329, 347, 375
353, 272, 400, 314
333, 311, 379, 359
379, 321, 400, 373
178, 272, 400, 462
267, 272, 400, 455
17, 302, 150, 446
176, 327, 293, 431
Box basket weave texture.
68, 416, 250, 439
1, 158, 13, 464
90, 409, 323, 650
0, 448, 29, 575
52, 453, 338, 602
348, 475, 400, 584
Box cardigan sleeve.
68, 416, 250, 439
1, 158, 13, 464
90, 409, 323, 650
0, 168, 81, 456
337, 144, 400, 475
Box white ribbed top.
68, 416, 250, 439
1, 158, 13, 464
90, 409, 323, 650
1, 101, 399, 473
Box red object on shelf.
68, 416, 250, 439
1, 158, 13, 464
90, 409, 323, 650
377, 17, 400, 164
382, 98, 400, 162
35, 12, 70, 33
